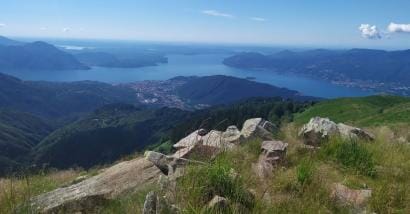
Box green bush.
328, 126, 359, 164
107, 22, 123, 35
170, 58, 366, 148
321, 139, 376, 177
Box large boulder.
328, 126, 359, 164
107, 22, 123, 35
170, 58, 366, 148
299, 117, 374, 146
31, 158, 161, 213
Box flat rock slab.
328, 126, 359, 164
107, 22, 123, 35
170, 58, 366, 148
31, 158, 161, 213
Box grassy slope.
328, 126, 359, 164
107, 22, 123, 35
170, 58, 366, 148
294, 95, 410, 127
2, 95, 410, 213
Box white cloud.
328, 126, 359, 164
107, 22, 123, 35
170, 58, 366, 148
40, 27, 47, 31
359, 24, 381, 39
202, 10, 234, 18
0, 23, 6, 28
251, 17, 266, 22
62, 27, 71, 33
388, 22, 410, 33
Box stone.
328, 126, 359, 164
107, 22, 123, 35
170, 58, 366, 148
241, 118, 275, 140
172, 144, 220, 159
261, 140, 288, 163
254, 140, 288, 178
331, 183, 372, 209
31, 158, 161, 213
145, 151, 205, 176
207, 195, 229, 210
172, 118, 275, 163
222, 125, 243, 144
142, 191, 179, 214
173, 130, 203, 149
172, 129, 236, 160
337, 123, 374, 141
142, 191, 157, 214
299, 117, 339, 146
197, 128, 208, 136
299, 117, 374, 146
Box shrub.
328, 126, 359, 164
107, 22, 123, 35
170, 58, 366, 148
321, 139, 376, 177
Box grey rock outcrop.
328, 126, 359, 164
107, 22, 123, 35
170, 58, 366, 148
31, 158, 161, 213
254, 140, 288, 178
299, 117, 374, 146
241, 118, 275, 140
172, 118, 275, 159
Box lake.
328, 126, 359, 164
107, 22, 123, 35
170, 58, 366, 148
5, 54, 372, 98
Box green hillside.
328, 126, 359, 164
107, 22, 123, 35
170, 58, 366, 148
0, 110, 53, 174
33, 104, 189, 169
294, 95, 410, 127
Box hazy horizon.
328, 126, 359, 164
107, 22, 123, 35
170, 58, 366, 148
1, 0, 410, 49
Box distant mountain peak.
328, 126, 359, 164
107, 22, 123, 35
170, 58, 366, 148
0, 35, 23, 46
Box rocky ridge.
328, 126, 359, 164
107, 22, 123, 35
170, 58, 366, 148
30, 117, 376, 213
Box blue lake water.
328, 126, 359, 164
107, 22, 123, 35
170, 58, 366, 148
5, 54, 372, 98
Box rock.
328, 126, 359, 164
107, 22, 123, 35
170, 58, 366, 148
143, 191, 158, 214
299, 117, 374, 146
145, 151, 193, 176
173, 130, 203, 149
337, 123, 374, 141
261, 140, 288, 163
241, 118, 275, 140
142, 191, 179, 214
207, 195, 229, 210
172, 118, 275, 162
31, 158, 161, 213
172, 144, 220, 159
299, 117, 339, 146
331, 183, 372, 210
145, 151, 205, 176
172, 129, 236, 160
222, 125, 243, 144
197, 128, 208, 136
254, 140, 288, 178
397, 136, 408, 144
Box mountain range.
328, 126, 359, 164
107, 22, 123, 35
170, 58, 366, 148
0, 72, 315, 174
223, 49, 410, 92
0, 40, 89, 71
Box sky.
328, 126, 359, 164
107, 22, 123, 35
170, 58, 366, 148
1, 0, 410, 49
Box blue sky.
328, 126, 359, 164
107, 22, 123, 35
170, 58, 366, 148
1, 0, 409, 49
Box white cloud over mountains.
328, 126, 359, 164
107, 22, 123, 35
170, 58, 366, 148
359, 22, 410, 40
388, 22, 410, 33
202, 10, 234, 18
359, 24, 381, 39
0, 23, 6, 28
